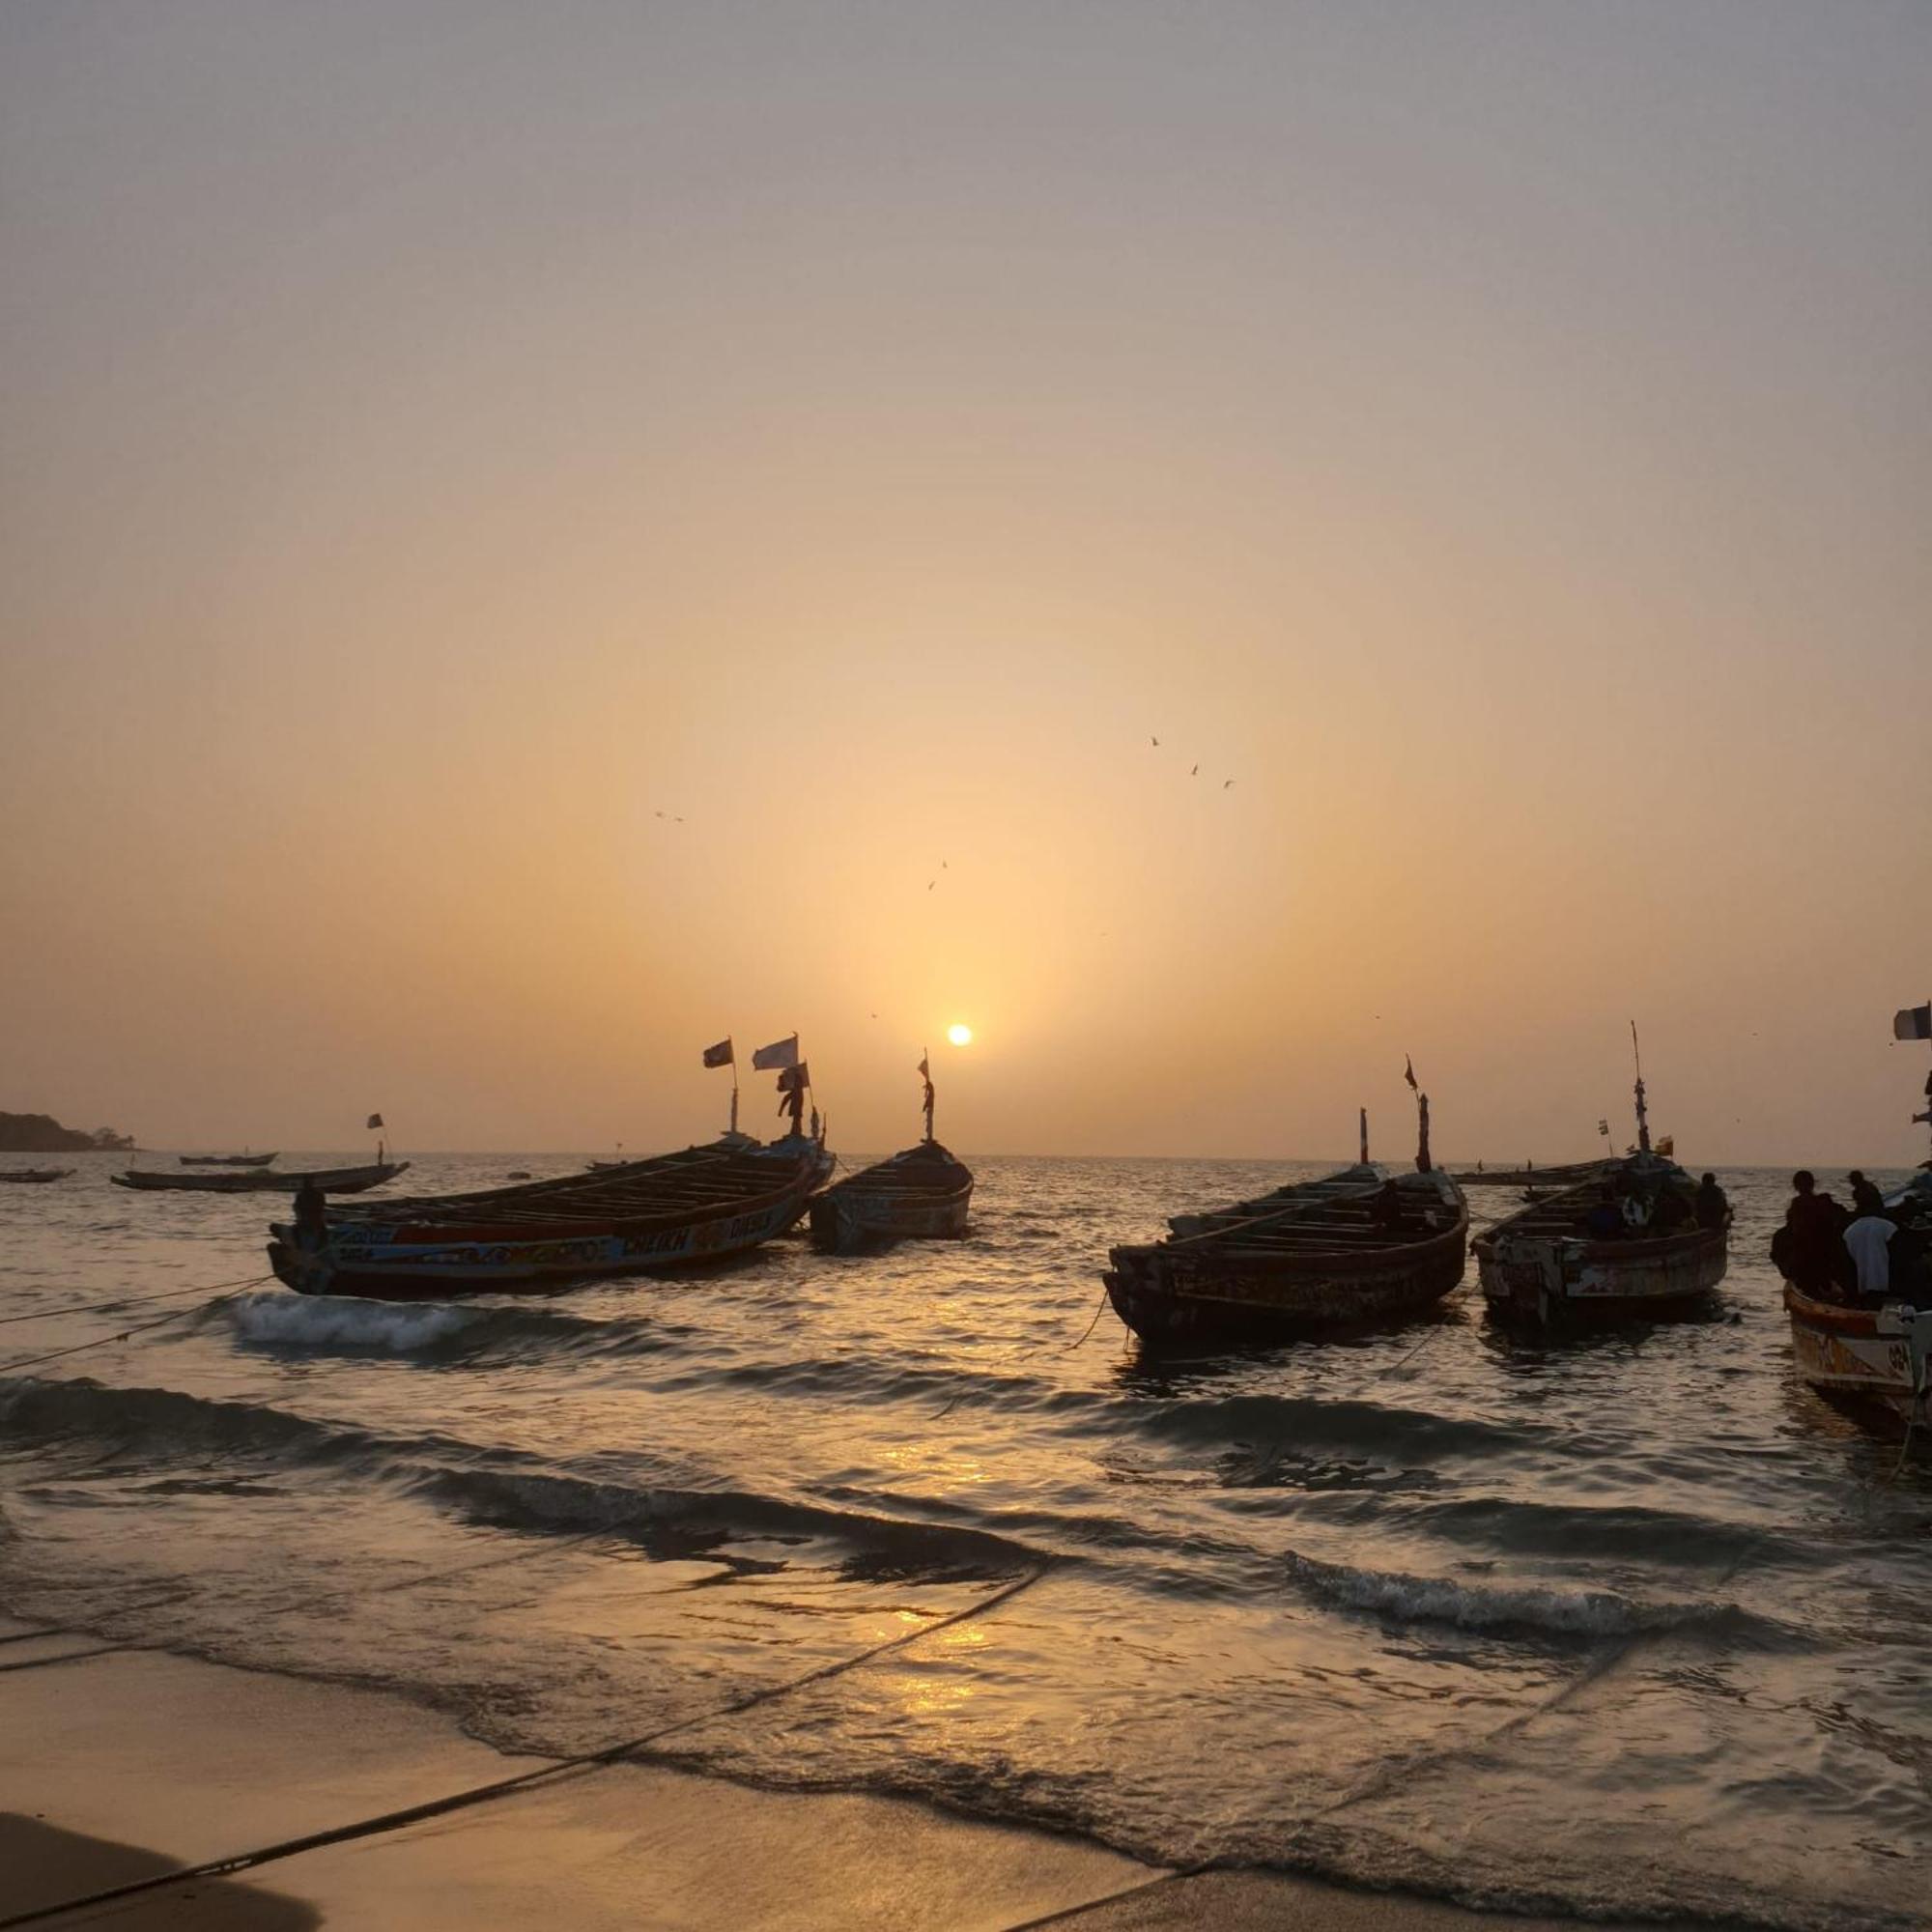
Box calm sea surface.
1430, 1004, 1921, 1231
2, 1153, 1927, 1929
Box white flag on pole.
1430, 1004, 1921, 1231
752, 1035, 800, 1071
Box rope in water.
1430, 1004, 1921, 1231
0, 1270, 277, 1327
0, 1277, 270, 1378
0, 1560, 1056, 1930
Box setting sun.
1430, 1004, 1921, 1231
947, 1024, 974, 1047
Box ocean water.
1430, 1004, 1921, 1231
1, 1152, 1927, 1930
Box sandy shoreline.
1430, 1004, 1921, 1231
0, 1614, 1681, 1931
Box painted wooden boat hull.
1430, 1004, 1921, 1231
1, 1168, 73, 1184
1106, 1166, 1468, 1348
810, 1181, 972, 1253
1106, 1232, 1466, 1345
180, 1153, 279, 1167
1783, 1284, 1932, 1427
808, 1144, 973, 1253
1476, 1223, 1727, 1321
267, 1139, 830, 1298
113, 1161, 409, 1195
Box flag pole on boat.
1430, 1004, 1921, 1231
701, 1037, 737, 1136
920, 1049, 935, 1144
1358, 1107, 1369, 1166
1893, 1000, 1932, 1166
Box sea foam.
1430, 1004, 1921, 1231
1286, 1549, 1710, 1637
227, 1291, 476, 1354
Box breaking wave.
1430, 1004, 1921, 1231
1285, 1549, 1730, 1638
226, 1292, 479, 1353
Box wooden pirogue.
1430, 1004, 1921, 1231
1, 1167, 73, 1184
179, 1151, 278, 1167
114, 1159, 408, 1195
1105, 1090, 1467, 1347
1475, 1158, 1726, 1323
1779, 1021, 1932, 1430
809, 1051, 972, 1253
268, 1134, 832, 1298
1475, 1040, 1725, 1324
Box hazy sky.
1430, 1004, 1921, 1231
4, 2, 1928, 1159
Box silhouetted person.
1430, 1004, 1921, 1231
1773, 1171, 1848, 1297
293, 1176, 327, 1249
1694, 1173, 1730, 1230
1847, 1171, 1885, 1217
1370, 1179, 1407, 1232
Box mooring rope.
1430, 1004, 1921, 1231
0, 1277, 270, 1378
0, 1559, 1057, 1930
0, 1270, 276, 1327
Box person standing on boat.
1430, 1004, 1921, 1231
293, 1176, 327, 1252
1694, 1173, 1730, 1230
1842, 1208, 1896, 1301
1773, 1172, 1849, 1297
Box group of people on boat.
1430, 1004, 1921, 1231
1773, 1169, 1928, 1305
1579, 1169, 1729, 1242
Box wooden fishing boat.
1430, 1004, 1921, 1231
266, 1134, 831, 1297
1476, 1037, 1726, 1325
179, 1151, 278, 1167
1, 1167, 73, 1184
1783, 1284, 1932, 1429
810, 1141, 974, 1252
1106, 1093, 1466, 1347
810, 1055, 971, 1252
1779, 1024, 1932, 1429
1475, 1161, 1727, 1322
113, 1159, 409, 1195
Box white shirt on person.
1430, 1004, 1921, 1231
1843, 1215, 1894, 1296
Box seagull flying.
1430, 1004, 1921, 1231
1151, 735, 1159, 747
1223, 779, 1235, 789
1190, 763, 1199, 777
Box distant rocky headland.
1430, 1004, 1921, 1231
0, 1111, 134, 1152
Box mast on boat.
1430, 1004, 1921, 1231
1404, 1057, 1432, 1173
1359, 1107, 1369, 1166
920, 1049, 936, 1144
1631, 1021, 1651, 1155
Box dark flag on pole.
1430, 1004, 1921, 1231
1893, 1005, 1932, 1040
1403, 1057, 1418, 1093
702, 1037, 734, 1068
366, 1114, 384, 1130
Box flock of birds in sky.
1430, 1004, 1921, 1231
1151, 735, 1236, 787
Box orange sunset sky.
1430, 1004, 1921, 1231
3, 4, 1928, 1161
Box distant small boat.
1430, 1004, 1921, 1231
268, 1135, 829, 1297
810, 1054, 972, 1252
1447, 1158, 1611, 1188
1475, 1037, 1725, 1324
179, 1152, 279, 1167
1, 1167, 73, 1185
113, 1160, 409, 1195
1106, 1091, 1466, 1347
